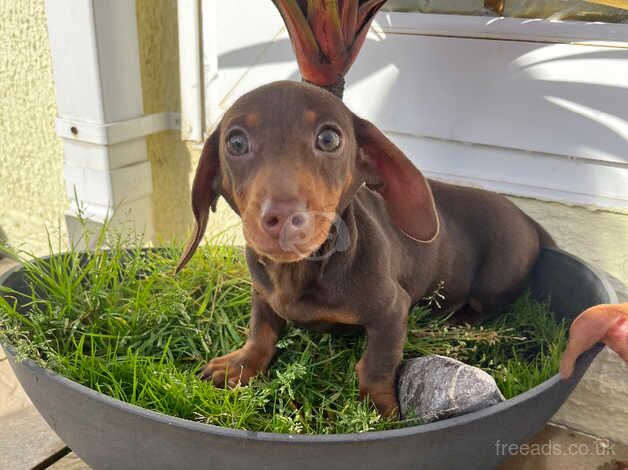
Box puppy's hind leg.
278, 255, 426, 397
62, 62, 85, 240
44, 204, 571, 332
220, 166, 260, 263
451, 288, 524, 325
453, 254, 538, 325
455, 215, 543, 324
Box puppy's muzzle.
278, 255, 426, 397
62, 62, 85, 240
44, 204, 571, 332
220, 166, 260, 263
260, 199, 313, 244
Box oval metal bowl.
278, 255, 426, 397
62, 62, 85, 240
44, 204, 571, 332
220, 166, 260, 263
0, 247, 617, 470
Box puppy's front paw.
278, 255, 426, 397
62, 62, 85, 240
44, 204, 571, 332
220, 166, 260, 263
199, 346, 268, 388
356, 361, 399, 417
360, 382, 399, 418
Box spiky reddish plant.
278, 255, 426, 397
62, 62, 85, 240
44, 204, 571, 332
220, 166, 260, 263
272, 0, 388, 99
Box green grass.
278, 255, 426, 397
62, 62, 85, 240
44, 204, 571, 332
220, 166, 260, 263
0, 230, 567, 434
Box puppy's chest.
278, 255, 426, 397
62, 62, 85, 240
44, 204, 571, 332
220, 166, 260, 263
251, 269, 359, 327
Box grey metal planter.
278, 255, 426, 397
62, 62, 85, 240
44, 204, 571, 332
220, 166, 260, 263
0, 248, 618, 470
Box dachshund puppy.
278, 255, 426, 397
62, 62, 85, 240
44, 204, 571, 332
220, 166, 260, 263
176, 81, 555, 416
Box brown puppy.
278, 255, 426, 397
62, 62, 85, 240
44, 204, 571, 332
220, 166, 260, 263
176, 80, 555, 416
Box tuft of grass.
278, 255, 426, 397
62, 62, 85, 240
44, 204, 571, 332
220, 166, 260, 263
469, 295, 568, 397
0, 229, 566, 434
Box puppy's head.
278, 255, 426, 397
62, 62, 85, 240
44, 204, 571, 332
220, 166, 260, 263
176, 81, 438, 270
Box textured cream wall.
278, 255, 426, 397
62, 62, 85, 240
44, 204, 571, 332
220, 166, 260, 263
0, 0, 66, 255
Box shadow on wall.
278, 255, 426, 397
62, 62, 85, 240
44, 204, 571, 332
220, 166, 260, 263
216, 37, 628, 167
145, 132, 195, 243
136, 0, 243, 245
136, 0, 194, 242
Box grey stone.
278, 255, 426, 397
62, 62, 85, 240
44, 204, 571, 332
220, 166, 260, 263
398, 354, 505, 423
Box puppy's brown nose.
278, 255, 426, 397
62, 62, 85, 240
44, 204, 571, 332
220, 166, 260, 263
260, 200, 309, 239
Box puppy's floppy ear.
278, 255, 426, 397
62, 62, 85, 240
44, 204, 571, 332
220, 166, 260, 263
176, 129, 221, 273
353, 115, 439, 242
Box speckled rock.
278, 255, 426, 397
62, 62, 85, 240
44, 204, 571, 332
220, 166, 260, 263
398, 355, 505, 423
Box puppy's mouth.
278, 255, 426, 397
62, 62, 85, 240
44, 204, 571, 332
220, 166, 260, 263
243, 212, 336, 263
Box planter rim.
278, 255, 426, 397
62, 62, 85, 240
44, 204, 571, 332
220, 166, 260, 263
0, 247, 615, 443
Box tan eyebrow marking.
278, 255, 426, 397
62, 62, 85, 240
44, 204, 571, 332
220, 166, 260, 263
304, 110, 317, 124
245, 113, 259, 127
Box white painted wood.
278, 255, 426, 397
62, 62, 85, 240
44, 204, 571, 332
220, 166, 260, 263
55, 112, 180, 146
66, 197, 154, 226
344, 34, 628, 164
63, 160, 153, 206
195, 0, 284, 134
392, 132, 628, 210
201, 0, 219, 132
178, 0, 204, 141
45, 0, 155, 243
45, 0, 145, 123
44, 1, 105, 122
375, 12, 628, 44
63, 140, 149, 173
65, 197, 154, 249
213, 28, 298, 112
91, 0, 144, 122
200, 2, 628, 209
202, 0, 288, 120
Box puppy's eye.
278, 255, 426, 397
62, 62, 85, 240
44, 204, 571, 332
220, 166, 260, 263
226, 130, 249, 155
316, 128, 341, 152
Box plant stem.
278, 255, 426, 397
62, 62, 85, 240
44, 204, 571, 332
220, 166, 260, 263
303, 76, 345, 99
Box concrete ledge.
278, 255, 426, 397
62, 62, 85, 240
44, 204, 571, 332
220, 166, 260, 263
551, 273, 628, 445
499, 424, 628, 470
0, 348, 66, 470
